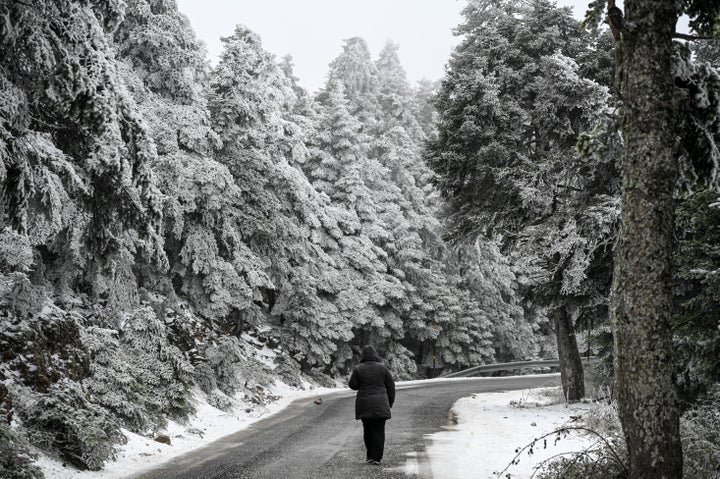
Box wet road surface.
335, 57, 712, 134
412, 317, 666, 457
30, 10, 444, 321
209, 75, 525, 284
133, 374, 560, 479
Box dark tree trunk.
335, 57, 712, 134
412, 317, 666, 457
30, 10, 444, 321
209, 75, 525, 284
611, 0, 683, 477
553, 306, 584, 401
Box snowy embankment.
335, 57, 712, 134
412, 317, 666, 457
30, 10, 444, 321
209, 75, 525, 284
36, 379, 597, 479
423, 387, 597, 479
35, 381, 337, 479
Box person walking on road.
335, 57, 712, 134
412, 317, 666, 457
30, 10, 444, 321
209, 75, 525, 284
349, 345, 396, 465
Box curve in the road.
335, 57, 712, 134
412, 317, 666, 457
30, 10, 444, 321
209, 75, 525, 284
133, 374, 560, 479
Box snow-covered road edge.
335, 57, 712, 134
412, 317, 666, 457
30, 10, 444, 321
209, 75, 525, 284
36, 377, 599, 479
35, 381, 338, 479
423, 387, 598, 479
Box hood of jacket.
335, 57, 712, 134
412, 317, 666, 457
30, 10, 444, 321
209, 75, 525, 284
360, 345, 382, 363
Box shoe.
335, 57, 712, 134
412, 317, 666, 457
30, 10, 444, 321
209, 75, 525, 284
369, 460, 381, 465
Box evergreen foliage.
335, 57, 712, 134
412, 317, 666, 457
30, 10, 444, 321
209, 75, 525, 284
83, 306, 195, 431
425, 0, 619, 393
0, 424, 43, 479
207, 27, 359, 369
5, 0, 716, 474
15, 379, 126, 471
674, 190, 720, 402
0, 0, 166, 306
674, 43, 720, 193
316, 32, 523, 370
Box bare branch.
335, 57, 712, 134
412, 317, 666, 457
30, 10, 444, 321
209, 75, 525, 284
672, 32, 716, 41
556, 184, 584, 192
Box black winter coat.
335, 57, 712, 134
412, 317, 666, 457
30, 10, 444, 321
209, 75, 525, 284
348, 346, 396, 420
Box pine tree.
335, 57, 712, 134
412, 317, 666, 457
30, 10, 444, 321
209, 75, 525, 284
0, 0, 166, 305
375, 42, 424, 140
208, 27, 369, 369
674, 190, 720, 402
313, 53, 423, 368
324, 37, 382, 129
671, 42, 720, 402
112, 0, 250, 323
426, 0, 618, 398
413, 79, 440, 142
306, 78, 412, 366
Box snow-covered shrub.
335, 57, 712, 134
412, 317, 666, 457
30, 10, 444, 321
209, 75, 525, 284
205, 390, 234, 411
538, 389, 720, 479
193, 361, 218, 397
81, 326, 156, 432
201, 336, 246, 396
197, 335, 274, 399
272, 355, 304, 388
304, 368, 337, 388
534, 403, 627, 479
14, 380, 125, 471
682, 385, 720, 479
82, 306, 195, 432
0, 306, 88, 393
0, 231, 33, 274
91, 250, 140, 312
122, 306, 195, 419
0, 423, 43, 479
581, 402, 623, 438
536, 447, 627, 479
0, 273, 47, 320
509, 387, 566, 408
582, 359, 614, 402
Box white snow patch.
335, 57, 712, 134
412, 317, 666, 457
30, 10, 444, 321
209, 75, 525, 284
402, 455, 420, 475
34, 376, 599, 479
396, 373, 561, 388
35, 381, 337, 479
383, 451, 421, 476
241, 333, 280, 369
425, 387, 597, 479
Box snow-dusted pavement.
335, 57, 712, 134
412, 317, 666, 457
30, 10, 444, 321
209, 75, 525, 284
37, 374, 598, 479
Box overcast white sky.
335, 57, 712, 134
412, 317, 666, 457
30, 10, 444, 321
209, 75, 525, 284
176, 0, 596, 92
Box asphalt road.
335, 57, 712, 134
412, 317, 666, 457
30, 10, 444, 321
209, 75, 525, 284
133, 374, 560, 479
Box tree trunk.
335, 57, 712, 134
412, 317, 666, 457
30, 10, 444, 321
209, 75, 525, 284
553, 306, 584, 401
611, 1, 683, 477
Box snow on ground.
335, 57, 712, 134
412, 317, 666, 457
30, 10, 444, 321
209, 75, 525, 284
35, 381, 337, 479
423, 387, 597, 479
36, 378, 599, 479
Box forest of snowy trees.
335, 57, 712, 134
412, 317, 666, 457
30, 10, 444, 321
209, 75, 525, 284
1, 0, 719, 477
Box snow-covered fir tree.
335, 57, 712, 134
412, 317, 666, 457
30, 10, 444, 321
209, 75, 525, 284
7, 1, 718, 476
426, 0, 622, 400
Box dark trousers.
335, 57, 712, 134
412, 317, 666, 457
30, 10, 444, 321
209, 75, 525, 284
361, 418, 386, 462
